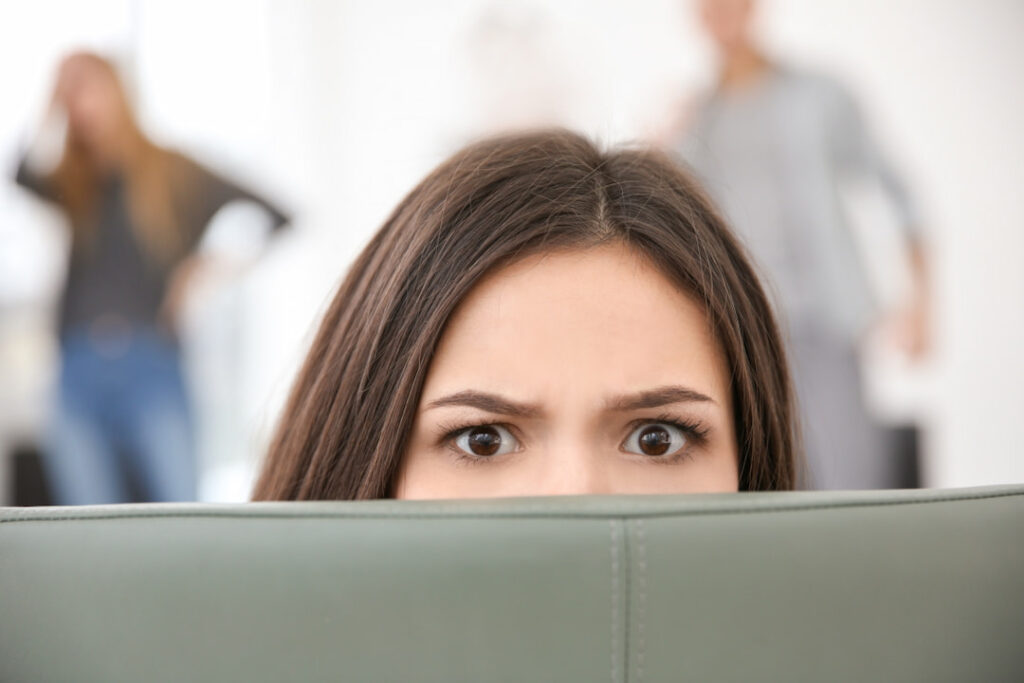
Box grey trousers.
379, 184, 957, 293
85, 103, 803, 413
788, 327, 896, 490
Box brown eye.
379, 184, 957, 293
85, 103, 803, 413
622, 423, 687, 457
639, 425, 671, 455
453, 424, 517, 457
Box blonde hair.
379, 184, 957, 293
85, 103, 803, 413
49, 52, 199, 264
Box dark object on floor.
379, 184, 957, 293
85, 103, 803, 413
889, 424, 921, 489
11, 443, 53, 506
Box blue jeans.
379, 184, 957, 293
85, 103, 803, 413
45, 329, 196, 504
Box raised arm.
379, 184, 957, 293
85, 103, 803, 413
14, 99, 68, 205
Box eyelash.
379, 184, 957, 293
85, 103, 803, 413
626, 413, 710, 465
436, 413, 710, 465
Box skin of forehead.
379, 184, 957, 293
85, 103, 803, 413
420, 243, 732, 418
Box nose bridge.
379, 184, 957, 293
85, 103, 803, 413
536, 433, 611, 496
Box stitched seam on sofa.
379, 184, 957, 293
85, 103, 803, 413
4, 490, 1024, 525
634, 518, 647, 683
610, 519, 620, 683
622, 518, 631, 683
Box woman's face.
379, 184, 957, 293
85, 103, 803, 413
396, 243, 739, 499
698, 0, 754, 52
57, 57, 125, 154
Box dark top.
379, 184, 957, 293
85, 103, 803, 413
15, 155, 289, 339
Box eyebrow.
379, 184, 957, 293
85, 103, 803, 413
425, 391, 543, 418
424, 385, 715, 417
604, 385, 716, 411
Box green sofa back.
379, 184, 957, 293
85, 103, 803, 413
2, 485, 1023, 681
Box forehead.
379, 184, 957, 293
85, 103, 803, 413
422, 243, 731, 407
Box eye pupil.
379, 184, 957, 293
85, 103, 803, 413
638, 425, 671, 456
468, 426, 502, 456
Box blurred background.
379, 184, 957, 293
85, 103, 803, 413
1, 0, 1021, 504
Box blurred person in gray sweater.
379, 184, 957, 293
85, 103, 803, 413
663, 0, 930, 489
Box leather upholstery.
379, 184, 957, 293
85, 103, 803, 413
2, 485, 1022, 681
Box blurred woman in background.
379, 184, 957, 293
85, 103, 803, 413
15, 52, 289, 504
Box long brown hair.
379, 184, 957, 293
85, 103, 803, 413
48, 52, 196, 264
254, 130, 800, 499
